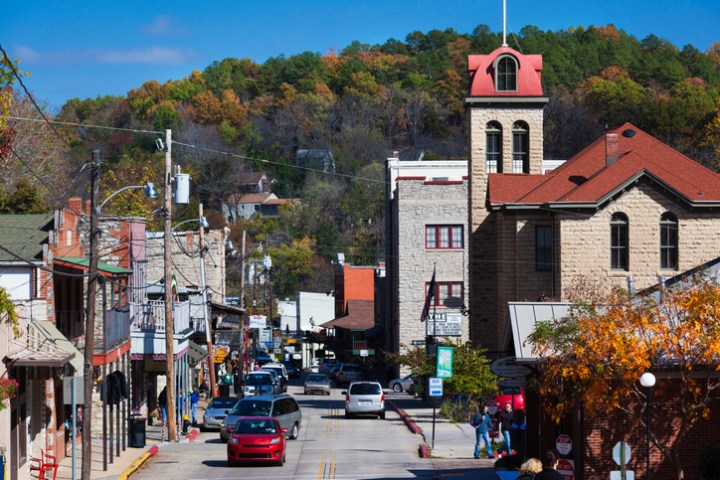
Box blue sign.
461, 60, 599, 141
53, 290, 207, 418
429, 377, 443, 397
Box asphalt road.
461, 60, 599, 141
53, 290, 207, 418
131, 383, 438, 480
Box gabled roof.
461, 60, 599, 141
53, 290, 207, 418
229, 193, 283, 205
0, 214, 53, 262
488, 123, 720, 210
236, 171, 268, 184
320, 299, 374, 331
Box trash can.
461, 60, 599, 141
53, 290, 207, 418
128, 415, 146, 448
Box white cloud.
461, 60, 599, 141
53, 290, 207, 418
144, 15, 176, 36
12, 45, 190, 66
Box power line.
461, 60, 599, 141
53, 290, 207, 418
1, 114, 163, 135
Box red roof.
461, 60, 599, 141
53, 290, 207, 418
488, 123, 720, 209
468, 46, 544, 97
320, 300, 374, 330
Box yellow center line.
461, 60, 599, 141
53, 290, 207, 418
329, 450, 336, 480
317, 451, 326, 480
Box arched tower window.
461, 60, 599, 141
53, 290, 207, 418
485, 122, 502, 173
660, 212, 678, 270
496, 56, 518, 92
610, 213, 629, 271
512, 121, 529, 173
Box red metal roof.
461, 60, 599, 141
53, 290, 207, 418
488, 123, 720, 208
468, 46, 544, 97
320, 300, 375, 330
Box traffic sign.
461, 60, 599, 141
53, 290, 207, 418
613, 441, 632, 465
610, 472, 635, 480
428, 377, 443, 397
410, 339, 426, 346
360, 349, 368, 357
491, 356, 532, 378
556, 434, 572, 455
556, 459, 574, 480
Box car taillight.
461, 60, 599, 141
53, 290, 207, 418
381, 393, 385, 402
345, 393, 349, 402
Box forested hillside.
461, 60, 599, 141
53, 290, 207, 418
4, 23, 720, 296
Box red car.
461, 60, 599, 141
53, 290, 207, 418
488, 384, 525, 416
226, 416, 287, 466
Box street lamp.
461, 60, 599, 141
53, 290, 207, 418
98, 182, 158, 212
640, 372, 656, 480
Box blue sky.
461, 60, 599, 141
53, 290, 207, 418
3, 0, 719, 112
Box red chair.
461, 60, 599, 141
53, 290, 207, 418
28, 450, 58, 480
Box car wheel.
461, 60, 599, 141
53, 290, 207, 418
392, 383, 403, 393
345, 411, 352, 419
326, 391, 331, 396
228, 460, 237, 467
289, 422, 299, 440
379, 410, 385, 419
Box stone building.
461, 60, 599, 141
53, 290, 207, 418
384, 159, 470, 376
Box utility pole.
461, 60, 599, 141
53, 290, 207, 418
82, 150, 101, 480
198, 203, 216, 399
240, 231, 247, 372
163, 129, 177, 442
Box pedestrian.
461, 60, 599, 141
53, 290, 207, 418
496, 402, 514, 456
517, 458, 543, 479
534, 448, 564, 480
158, 386, 167, 424
190, 388, 199, 425
471, 401, 497, 459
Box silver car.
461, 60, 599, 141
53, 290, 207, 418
220, 394, 302, 442
242, 372, 275, 397
343, 381, 385, 419
335, 363, 363, 386
304, 373, 331, 395
389, 374, 418, 393
201, 396, 241, 431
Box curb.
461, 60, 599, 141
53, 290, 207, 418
118, 444, 159, 480
388, 400, 430, 458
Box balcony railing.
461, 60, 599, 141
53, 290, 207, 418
130, 300, 192, 334
102, 307, 130, 352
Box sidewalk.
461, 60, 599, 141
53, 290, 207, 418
54, 409, 203, 480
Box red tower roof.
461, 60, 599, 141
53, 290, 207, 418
467, 46, 544, 97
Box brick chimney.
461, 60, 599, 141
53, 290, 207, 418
606, 133, 619, 168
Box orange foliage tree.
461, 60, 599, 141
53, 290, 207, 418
528, 275, 720, 480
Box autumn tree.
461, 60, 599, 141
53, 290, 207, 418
528, 275, 720, 480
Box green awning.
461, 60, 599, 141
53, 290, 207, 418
55, 256, 133, 275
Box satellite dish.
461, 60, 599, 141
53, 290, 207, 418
443, 297, 464, 309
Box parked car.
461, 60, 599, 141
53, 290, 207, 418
488, 384, 525, 416
202, 396, 241, 431
283, 362, 300, 379
335, 363, 363, 386
226, 416, 286, 466
261, 364, 289, 392
304, 373, 331, 395
307, 364, 320, 373
243, 372, 276, 397
319, 358, 338, 374
256, 368, 282, 393
343, 381, 385, 419
255, 355, 274, 366
221, 394, 302, 442
328, 363, 343, 382
388, 374, 418, 394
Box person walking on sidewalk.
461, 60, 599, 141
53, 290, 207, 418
496, 402, 515, 456
158, 386, 168, 424
189, 388, 200, 425
472, 402, 497, 459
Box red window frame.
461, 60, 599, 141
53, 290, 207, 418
425, 281, 464, 307
425, 225, 464, 249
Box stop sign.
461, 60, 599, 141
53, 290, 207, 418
556, 459, 574, 480
556, 434, 572, 455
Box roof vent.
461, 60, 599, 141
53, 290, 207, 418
622, 129, 636, 138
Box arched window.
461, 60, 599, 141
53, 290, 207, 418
512, 121, 529, 173
660, 212, 678, 270
496, 56, 518, 92
485, 122, 502, 173
610, 213, 629, 271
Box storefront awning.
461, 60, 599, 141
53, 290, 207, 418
188, 342, 208, 367
54, 256, 132, 275
4, 321, 85, 377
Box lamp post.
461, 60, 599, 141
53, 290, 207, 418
640, 372, 656, 480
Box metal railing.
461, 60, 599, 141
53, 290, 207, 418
129, 300, 191, 334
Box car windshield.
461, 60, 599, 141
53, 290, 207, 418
343, 365, 361, 373
500, 386, 521, 395
350, 383, 381, 395
209, 398, 237, 409
232, 400, 272, 416
234, 419, 277, 435
307, 374, 327, 382
247, 375, 272, 386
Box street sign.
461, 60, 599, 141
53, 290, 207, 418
426, 312, 463, 336
556, 434, 573, 455
410, 339, 426, 346
610, 472, 635, 480
499, 379, 527, 389
249, 315, 267, 329
613, 441, 632, 465
491, 356, 532, 378
556, 459, 574, 480
436, 346, 453, 378
360, 349, 368, 357
429, 377, 443, 397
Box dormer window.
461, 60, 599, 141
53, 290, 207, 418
496, 55, 518, 92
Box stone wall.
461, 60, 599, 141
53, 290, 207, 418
394, 178, 469, 375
